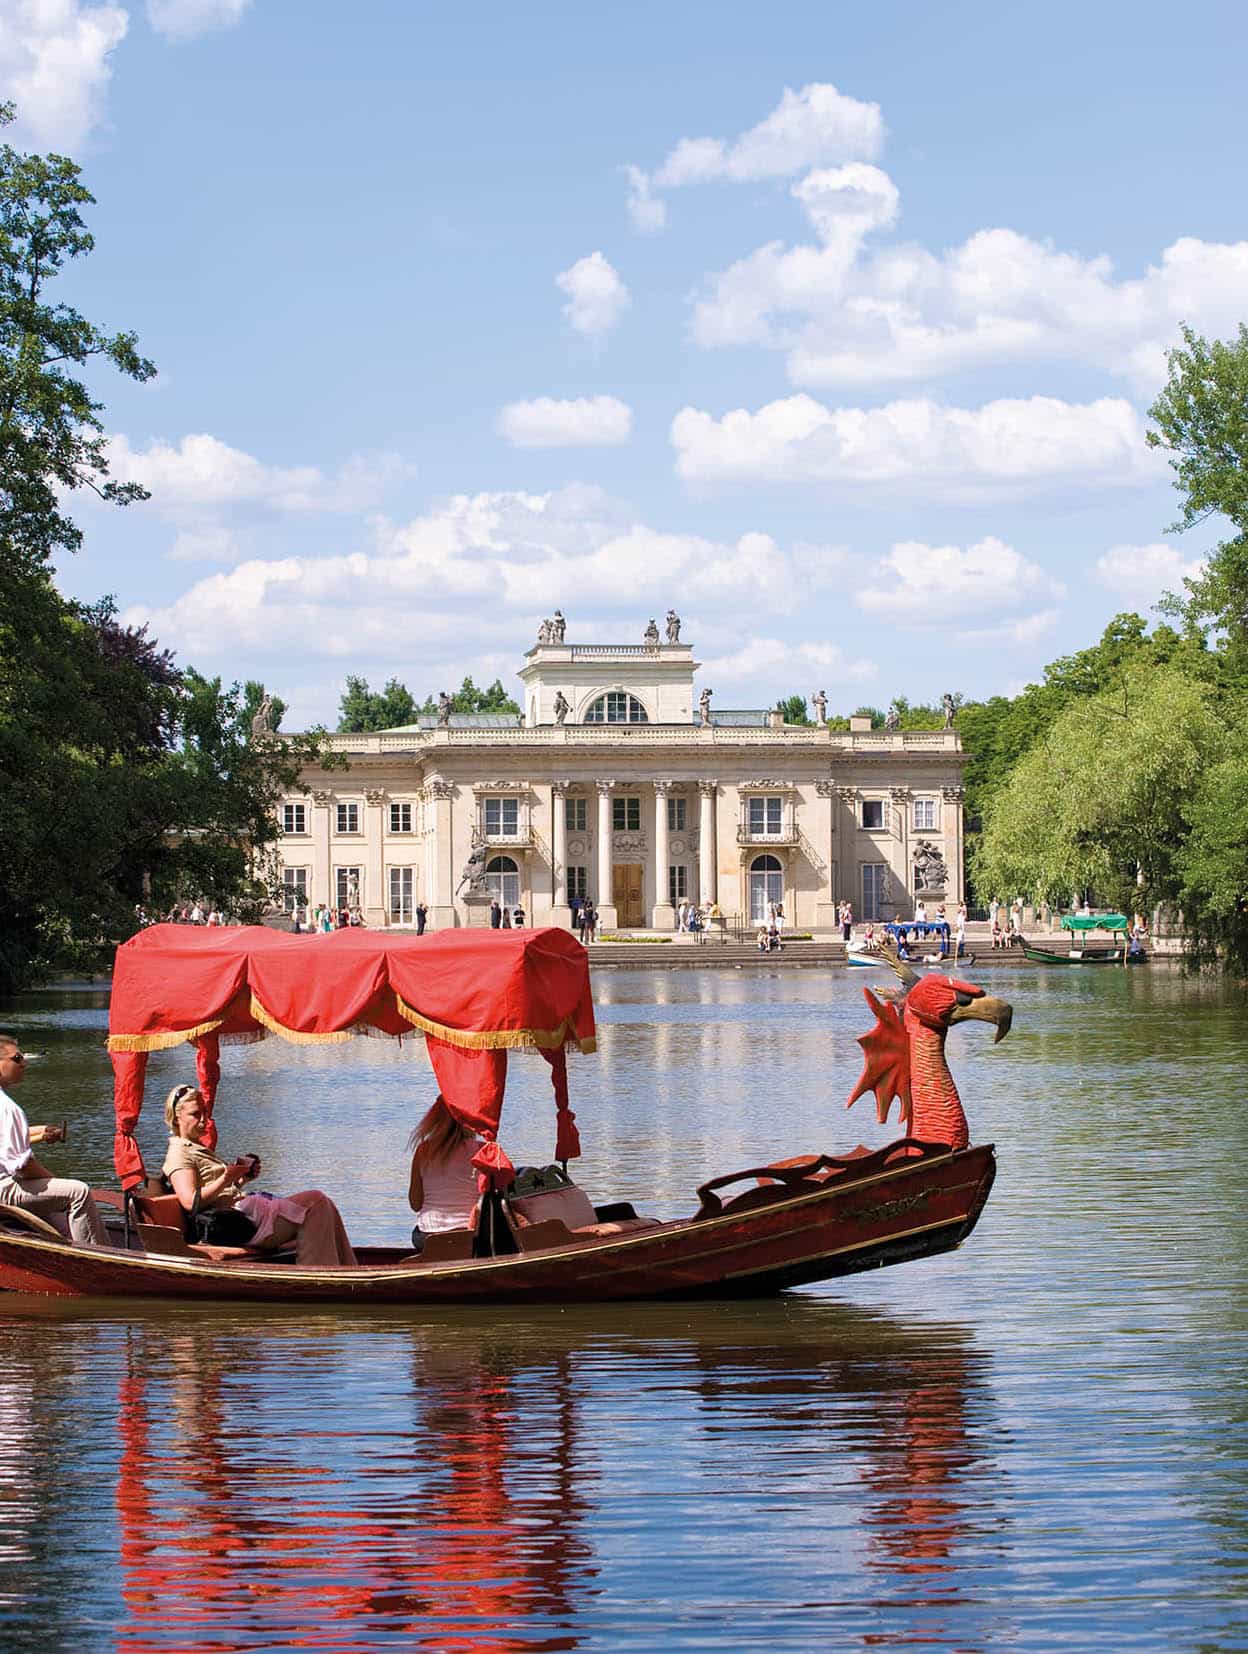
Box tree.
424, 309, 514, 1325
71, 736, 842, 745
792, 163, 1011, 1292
776, 693, 811, 726
0, 103, 153, 584
419, 676, 521, 717
1148, 323, 1248, 665
972, 665, 1226, 916
338, 675, 418, 731
1176, 736, 1248, 975
242, 679, 286, 733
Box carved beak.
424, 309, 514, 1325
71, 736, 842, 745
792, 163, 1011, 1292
948, 993, 1013, 1044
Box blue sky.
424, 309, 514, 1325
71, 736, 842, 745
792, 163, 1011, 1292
5, 0, 1246, 726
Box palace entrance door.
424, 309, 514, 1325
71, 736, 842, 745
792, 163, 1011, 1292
612, 863, 644, 928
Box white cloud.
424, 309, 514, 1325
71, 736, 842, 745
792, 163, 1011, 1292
107, 433, 414, 514
145, 0, 249, 39
622, 163, 666, 233
626, 82, 883, 231
496, 395, 632, 448
692, 161, 1248, 395
1093, 542, 1207, 605
956, 608, 1062, 647
168, 524, 243, 562
0, 0, 128, 149
855, 538, 1065, 626
123, 487, 845, 708
555, 252, 629, 337
671, 392, 1161, 501
700, 635, 875, 693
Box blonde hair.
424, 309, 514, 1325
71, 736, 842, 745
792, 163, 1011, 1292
407, 1095, 475, 1167
164, 1084, 202, 1132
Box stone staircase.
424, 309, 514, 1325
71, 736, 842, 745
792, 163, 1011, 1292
585, 935, 849, 968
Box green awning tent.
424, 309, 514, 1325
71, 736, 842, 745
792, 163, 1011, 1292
1060, 913, 1129, 933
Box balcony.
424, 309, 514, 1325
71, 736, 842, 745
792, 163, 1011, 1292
478, 824, 534, 848
736, 823, 799, 847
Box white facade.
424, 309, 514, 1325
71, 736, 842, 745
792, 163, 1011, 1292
275, 634, 968, 932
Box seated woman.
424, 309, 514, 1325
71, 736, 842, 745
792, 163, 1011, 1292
162, 1085, 356, 1266
756, 926, 769, 953
407, 1095, 482, 1251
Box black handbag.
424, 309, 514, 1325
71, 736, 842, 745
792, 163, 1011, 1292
194, 1206, 258, 1246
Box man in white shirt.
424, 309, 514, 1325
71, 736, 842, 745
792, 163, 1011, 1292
0, 1037, 107, 1245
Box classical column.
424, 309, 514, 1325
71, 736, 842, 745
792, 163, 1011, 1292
652, 779, 675, 930
425, 778, 456, 929
550, 780, 571, 929
698, 779, 718, 908
891, 787, 913, 918
595, 778, 618, 929
814, 779, 838, 932
943, 786, 965, 907
836, 785, 858, 911
364, 788, 387, 926
312, 790, 333, 909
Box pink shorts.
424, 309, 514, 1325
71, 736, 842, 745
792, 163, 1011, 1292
238, 1191, 314, 1247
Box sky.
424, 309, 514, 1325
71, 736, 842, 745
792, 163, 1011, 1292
4, 0, 1247, 728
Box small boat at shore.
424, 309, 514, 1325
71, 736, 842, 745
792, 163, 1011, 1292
0, 926, 1011, 1305
1021, 940, 1129, 965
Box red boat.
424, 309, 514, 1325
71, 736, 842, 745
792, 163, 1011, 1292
0, 926, 1010, 1303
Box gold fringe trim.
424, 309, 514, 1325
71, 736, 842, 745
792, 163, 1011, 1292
395, 999, 595, 1055
248, 995, 358, 1045
107, 1018, 225, 1054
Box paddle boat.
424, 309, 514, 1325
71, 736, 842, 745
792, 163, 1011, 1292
0, 926, 1011, 1303
1021, 913, 1144, 965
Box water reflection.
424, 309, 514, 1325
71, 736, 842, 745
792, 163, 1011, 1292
5, 1301, 1004, 1652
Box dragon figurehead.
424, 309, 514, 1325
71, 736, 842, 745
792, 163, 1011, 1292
848, 940, 1012, 1151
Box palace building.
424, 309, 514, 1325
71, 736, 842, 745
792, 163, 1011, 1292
274, 623, 967, 931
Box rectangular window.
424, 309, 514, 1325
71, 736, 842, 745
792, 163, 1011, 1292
568, 865, 588, 900
913, 797, 937, 831
668, 864, 688, 902
863, 863, 888, 921
389, 866, 413, 923
861, 799, 885, 831
748, 795, 784, 834
335, 867, 361, 907
612, 796, 641, 831
389, 801, 412, 834
483, 796, 519, 836
667, 796, 687, 832
282, 867, 307, 913
281, 802, 306, 835
336, 802, 360, 834
565, 797, 587, 832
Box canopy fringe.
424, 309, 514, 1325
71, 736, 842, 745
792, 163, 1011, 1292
107, 1018, 225, 1054
395, 999, 594, 1053
249, 995, 358, 1045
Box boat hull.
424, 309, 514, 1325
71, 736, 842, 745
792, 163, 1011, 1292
1022, 943, 1124, 965
0, 1143, 996, 1305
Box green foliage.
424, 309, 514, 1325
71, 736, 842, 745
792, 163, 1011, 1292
1148, 323, 1248, 667
852, 704, 885, 728
1175, 733, 1248, 975
338, 674, 417, 732
777, 693, 811, 726
0, 103, 153, 579
242, 680, 286, 733
423, 675, 521, 717
972, 666, 1226, 915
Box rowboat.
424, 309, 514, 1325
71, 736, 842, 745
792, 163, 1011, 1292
0, 926, 1011, 1304
1021, 940, 1126, 965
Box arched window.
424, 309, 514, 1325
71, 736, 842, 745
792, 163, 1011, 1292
748, 854, 784, 923
486, 855, 520, 911
583, 691, 649, 724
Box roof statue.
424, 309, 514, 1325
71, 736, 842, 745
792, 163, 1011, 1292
885, 703, 901, 732
643, 618, 660, 646
551, 610, 565, 642
943, 692, 957, 728
437, 690, 452, 727
665, 609, 681, 644
699, 686, 712, 727
552, 689, 570, 726
250, 692, 275, 740
812, 689, 827, 725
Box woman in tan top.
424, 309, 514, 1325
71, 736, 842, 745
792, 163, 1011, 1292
162, 1085, 356, 1267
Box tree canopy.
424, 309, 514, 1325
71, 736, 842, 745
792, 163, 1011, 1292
337, 673, 520, 731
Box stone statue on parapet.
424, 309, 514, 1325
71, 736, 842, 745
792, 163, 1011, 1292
552, 609, 566, 642
884, 702, 901, 732
456, 830, 490, 897
699, 686, 713, 727
553, 689, 570, 726
665, 608, 681, 643
942, 692, 957, 728
644, 618, 660, 646
812, 689, 827, 725
250, 692, 275, 741
912, 839, 949, 892
437, 690, 451, 727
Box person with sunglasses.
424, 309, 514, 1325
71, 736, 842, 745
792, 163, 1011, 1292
0, 1035, 107, 1246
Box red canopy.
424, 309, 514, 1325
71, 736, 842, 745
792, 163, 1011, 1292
107, 925, 596, 1190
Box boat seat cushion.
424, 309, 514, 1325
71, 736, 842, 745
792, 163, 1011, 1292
509, 1183, 597, 1231
573, 1217, 664, 1237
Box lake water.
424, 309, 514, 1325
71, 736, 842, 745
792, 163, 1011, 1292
0, 961, 1245, 1651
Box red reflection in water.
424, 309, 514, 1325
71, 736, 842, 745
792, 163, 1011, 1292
114, 1329, 596, 1652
